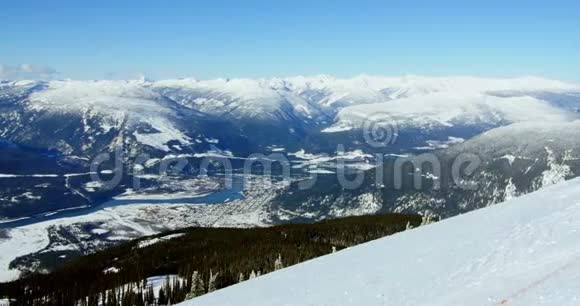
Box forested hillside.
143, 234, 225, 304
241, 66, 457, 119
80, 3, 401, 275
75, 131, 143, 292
0, 213, 423, 305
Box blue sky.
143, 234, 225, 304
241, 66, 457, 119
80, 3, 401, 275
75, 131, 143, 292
1, 0, 579, 81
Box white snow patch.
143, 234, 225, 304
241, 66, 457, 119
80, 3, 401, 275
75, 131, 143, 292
103, 267, 120, 274
321, 124, 354, 133
137, 233, 186, 249
91, 228, 109, 235
541, 147, 571, 187
133, 118, 191, 152
501, 154, 517, 166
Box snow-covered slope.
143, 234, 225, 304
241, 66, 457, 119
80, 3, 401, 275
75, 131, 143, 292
28, 80, 195, 152
332, 92, 573, 130
0, 79, 249, 157
182, 177, 580, 306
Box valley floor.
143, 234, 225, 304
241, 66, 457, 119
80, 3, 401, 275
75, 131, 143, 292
0, 176, 283, 282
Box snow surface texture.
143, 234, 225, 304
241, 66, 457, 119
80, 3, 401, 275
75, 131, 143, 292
182, 177, 580, 306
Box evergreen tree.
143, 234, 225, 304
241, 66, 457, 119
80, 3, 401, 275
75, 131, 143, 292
420, 211, 439, 226
110, 287, 118, 306
185, 271, 205, 299
207, 270, 219, 293
274, 254, 284, 270
143, 285, 153, 305
158, 287, 167, 305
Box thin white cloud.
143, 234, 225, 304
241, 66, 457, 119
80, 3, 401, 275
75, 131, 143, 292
0, 64, 58, 80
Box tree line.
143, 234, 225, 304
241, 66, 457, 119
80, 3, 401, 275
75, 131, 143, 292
0, 213, 425, 305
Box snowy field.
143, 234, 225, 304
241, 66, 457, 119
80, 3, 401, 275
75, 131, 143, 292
182, 177, 580, 306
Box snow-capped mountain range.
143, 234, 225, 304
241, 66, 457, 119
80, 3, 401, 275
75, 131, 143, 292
1, 75, 580, 281
1, 75, 580, 226
1, 75, 579, 158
